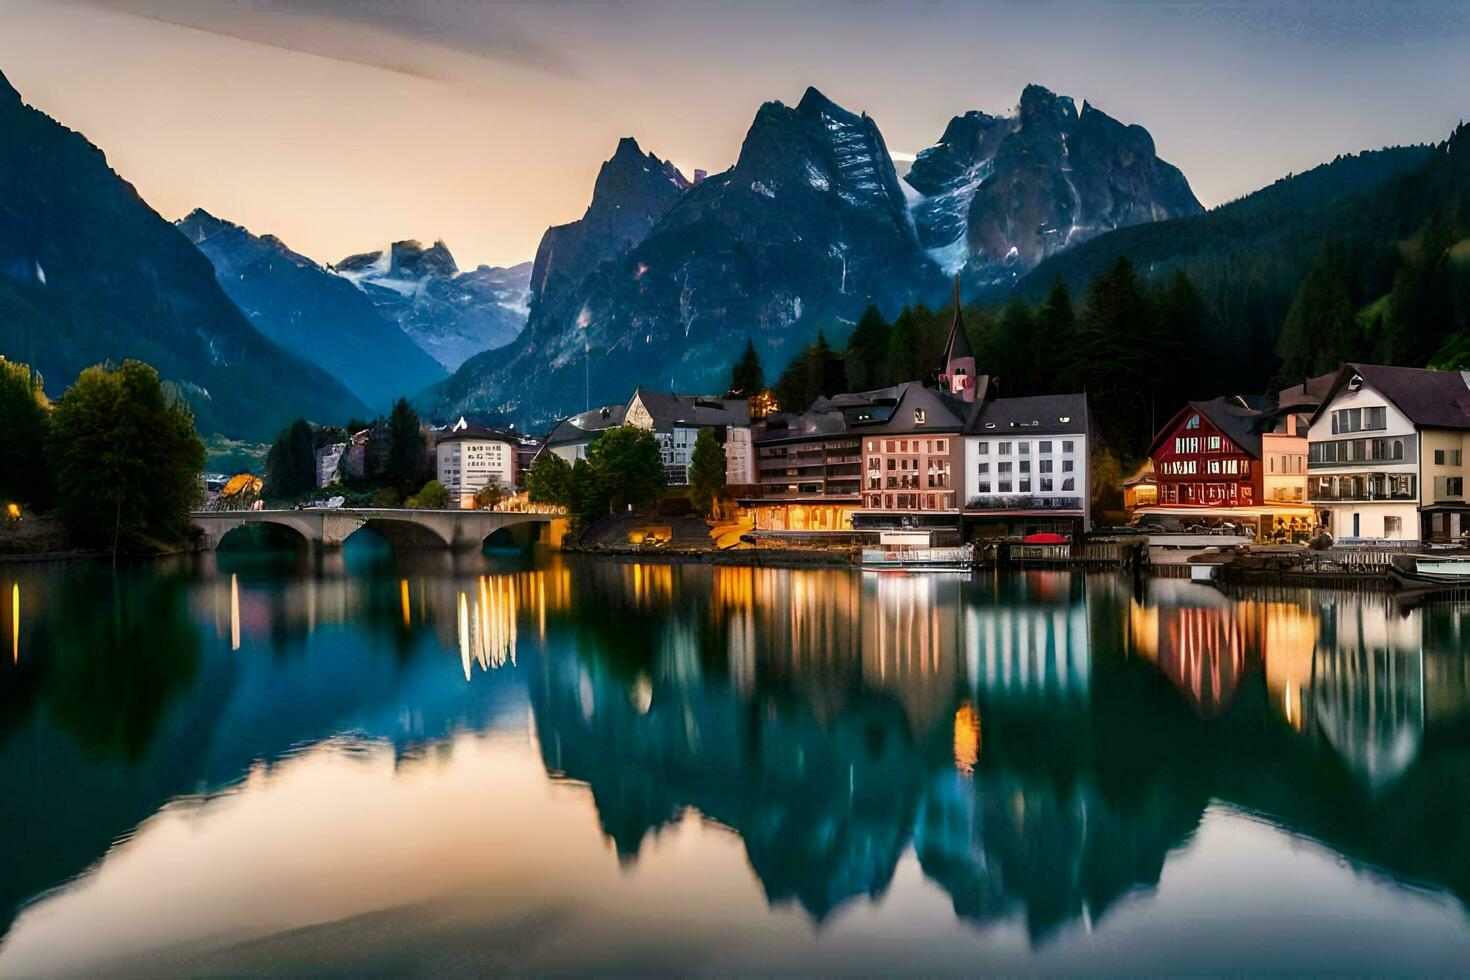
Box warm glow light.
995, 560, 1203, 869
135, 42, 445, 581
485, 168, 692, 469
953, 701, 980, 776
5, 503, 20, 521
399, 579, 411, 628
10, 583, 17, 664
229, 574, 240, 652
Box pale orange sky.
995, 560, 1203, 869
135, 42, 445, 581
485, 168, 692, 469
3, 0, 1466, 269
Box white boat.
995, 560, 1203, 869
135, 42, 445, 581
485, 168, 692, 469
860, 531, 973, 571
1390, 553, 1470, 586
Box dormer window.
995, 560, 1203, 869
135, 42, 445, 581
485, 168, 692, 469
914, 408, 927, 425
1059, 416, 1071, 423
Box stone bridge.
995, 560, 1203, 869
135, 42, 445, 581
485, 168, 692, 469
191, 508, 565, 552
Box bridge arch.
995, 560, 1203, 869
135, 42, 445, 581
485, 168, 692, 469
348, 516, 455, 550
211, 516, 317, 551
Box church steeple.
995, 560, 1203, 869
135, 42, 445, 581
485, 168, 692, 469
941, 275, 977, 402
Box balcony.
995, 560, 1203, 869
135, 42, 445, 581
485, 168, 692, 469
965, 494, 1083, 512
1308, 473, 1416, 503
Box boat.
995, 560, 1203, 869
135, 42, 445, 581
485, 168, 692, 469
860, 531, 973, 571
1388, 552, 1470, 587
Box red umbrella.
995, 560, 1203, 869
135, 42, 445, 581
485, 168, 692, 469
1023, 532, 1069, 544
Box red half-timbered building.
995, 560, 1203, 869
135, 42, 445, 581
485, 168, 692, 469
1149, 399, 1261, 509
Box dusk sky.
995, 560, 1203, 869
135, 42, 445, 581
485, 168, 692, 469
3, 0, 1467, 269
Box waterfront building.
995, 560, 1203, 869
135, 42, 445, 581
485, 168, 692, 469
742, 397, 867, 536
963, 393, 1093, 537
1136, 394, 1314, 539
1307, 364, 1470, 543
622, 388, 752, 485
853, 382, 970, 542
435, 418, 518, 508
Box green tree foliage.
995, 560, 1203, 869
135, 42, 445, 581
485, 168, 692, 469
474, 483, 506, 510
263, 418, 317, 499
586, 425, 666, 514
407, 479, 449, 509
48, 360, 205, 554
844, 305, 891, 390
567, 457, 606, 527
776, 331, 849, 412
727, 338, 765, 398
1275, 241, 1361, 379
387, 397, 426, 491
687, 426, 727, 516
525, 451, 573, 505
0, 358, 50, 507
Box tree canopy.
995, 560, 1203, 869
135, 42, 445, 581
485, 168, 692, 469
727, 338, 765, 398
264, 418, 317, 499
387, 397, 426, 491
47, 360, 205, 555
0, 358, 50, 508
688, 427, 727, 516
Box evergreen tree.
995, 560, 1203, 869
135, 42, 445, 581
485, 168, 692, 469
687, 427, 727, 516
805, 331, 847, 403
844, 305, 891, 390
1276, 242, 1359, 377
387, 397, 426, 492
886, 306, 921, 384
727, 338, 765, 398
0, 358, 50, 508
264, 418, 317, 499
48, 360, 205, 556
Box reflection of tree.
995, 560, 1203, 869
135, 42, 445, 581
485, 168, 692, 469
40, 569, 201, 763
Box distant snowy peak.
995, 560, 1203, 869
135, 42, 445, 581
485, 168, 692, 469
333, 239, 531, 371
905, 84, 1203, 280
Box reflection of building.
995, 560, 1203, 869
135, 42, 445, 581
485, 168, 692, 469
965, 572, 1091, 703
1129, 583, 1255, 717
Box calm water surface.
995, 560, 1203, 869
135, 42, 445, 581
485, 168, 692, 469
1, 537, 1469, 975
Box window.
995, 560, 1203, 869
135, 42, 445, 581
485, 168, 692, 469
1062, 440, 1074, 453
977, 462, 989, 474
1040, 459, 1053, 473
1019, 460, 1030, 473
1040, 477, 1053, 492
1062, 459, 1074, 472
998, 462, 1012, 475
1385, 515, 1403, 538
913, 408, 927, 425
1186, 415, 1200, 430
1039, 441, 1052, 453
998, 442, 1011, 455
1019, 478, 1031, 492
977, 442, 988, 455
1018, 441, 1030, 454
978, 480, 991, 493
1449, 477, 1465, 497
1061, 478, 1075, 491
1208, 435, 1221, 451
935, 439, 947, 453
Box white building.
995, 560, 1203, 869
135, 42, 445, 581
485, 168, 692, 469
724, 423, 755, 486
543, 404, 627, 464
623, 388, 752, 486
963, 393, 1092, 535
435, 418, 518, 509
1307, 364, 1470, 543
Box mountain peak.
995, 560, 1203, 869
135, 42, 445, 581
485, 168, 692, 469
0, 69, 21, 109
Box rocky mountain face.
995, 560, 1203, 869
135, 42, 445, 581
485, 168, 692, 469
178, 209, 445, 412
426, 87, 946, 427
333, 240, 530, 371
906, 84, 1203, 285
0, 70, 366, 439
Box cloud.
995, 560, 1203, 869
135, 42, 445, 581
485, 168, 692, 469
68, 0, 579, 80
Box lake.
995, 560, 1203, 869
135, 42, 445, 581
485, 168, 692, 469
1, 539, 1468, 975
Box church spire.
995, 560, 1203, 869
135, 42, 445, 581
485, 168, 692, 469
941, 275, 977, 402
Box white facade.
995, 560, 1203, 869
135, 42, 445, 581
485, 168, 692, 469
437, 435, 516, 508
964, 432, 1089, 517
1306, 384, 1419, 541
725, 425, 754, 486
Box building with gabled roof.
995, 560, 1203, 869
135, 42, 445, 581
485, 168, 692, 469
964, 392, 1094, 537
1307, 363, 1470, 543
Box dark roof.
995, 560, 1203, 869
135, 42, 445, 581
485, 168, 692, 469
755, 382, 972, 444
941, 275, 974, 366
629, 388, 750, 429
1277, 371, 1337, 412
852, 382, 970, 434
967, 393, 1090, 438
1316, 363, 1470, 430
544, 403, 627, 447
436, 423, 517, 444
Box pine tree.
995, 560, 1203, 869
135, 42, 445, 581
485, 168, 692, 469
1277, 242, 1359, 377
687, 427, 727, 516
387, 397, 426, 492
264, 418, 317, 499
844, 305, 891, 390
0, 358, 50, 508
727, 339, 765, 398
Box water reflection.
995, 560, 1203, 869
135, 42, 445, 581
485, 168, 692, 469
0, 555, 1468, 973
